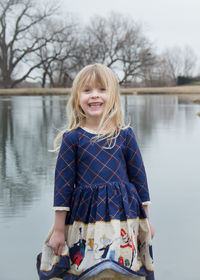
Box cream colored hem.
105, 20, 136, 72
142, 201, 151, 206
53, 206, 70, 211
81, 126, 99, 134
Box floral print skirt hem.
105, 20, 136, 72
37, 218, 154, 280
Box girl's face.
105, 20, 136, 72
79, 84, 108, 124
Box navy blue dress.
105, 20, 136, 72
37, 127, 154, 280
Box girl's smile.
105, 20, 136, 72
88, 102, 102, 106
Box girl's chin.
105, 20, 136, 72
87, 108, 104, 114
86, 112, 103, 118
88, 113, 103, 118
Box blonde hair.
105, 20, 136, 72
54, 63, 126, 149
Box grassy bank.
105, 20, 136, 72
0, 87, 72, 96
121, 85, 200, 95
1, 85, 200, 96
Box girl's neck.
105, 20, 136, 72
82, 120, 114, 134
82, 120, 101, 131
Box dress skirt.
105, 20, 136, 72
37, 183, 154, 280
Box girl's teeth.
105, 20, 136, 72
89, 104, 101, 107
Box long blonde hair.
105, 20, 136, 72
54, 63, 126, 149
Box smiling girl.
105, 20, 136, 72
37, 63, 155, 280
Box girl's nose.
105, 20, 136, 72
91, 89, 99, 97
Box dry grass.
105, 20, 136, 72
120, 86, 200, 95
0, 87, 71, 96
1, 86, 200, 97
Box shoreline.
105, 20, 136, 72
0, 86, 200, 100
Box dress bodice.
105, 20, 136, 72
53, 126, 150, 210
75, 127, 130, 186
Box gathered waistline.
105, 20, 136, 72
74, 180, 135, 189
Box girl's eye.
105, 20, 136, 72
99, 88, 106, 92
83, 88, 91, 92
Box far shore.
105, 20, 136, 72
1, 86, 200, 102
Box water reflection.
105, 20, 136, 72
124, 95, 178, 144
0, 96, 70, 218
0, 94, 200, 280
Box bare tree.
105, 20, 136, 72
73, 13, 156, 85
0, 0, 63, 88
141, 56, 177, 87
182, 45, 197, 77
142, 45, 198, 87
160, 46, 197, 83
33, 17, 79, 88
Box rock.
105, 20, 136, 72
193, 99, 200, 104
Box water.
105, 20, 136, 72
0, 95, 200, 280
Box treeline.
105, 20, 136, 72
0, 0, 199, 88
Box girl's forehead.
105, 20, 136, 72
82, 81, 103, 89
80, 72, 107, 89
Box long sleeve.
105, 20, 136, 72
125, 127, 150, 203
53, 131, 77, 211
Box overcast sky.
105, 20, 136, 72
61, 0, 200, 59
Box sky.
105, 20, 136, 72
61, 0, 200, 59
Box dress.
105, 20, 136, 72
37, 127, 154, 280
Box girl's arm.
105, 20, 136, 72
125, 128, 155, 239
143, 205, 155, 239
49, 210, 67, 256
125, 127, 150, 203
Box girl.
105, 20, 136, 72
37, 63, 155, 280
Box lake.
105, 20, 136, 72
0, 94, 200, 280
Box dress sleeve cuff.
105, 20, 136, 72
53, 206, 70, 211
142, 201, 151, 206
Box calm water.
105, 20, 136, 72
0, 95, 200, 280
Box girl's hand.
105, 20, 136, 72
49, 210, 67, 256
48, 230, 65, 256
148, 219, 155, 240
142, 205, 155, 239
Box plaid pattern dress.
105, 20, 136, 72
37, 127, 154, 280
